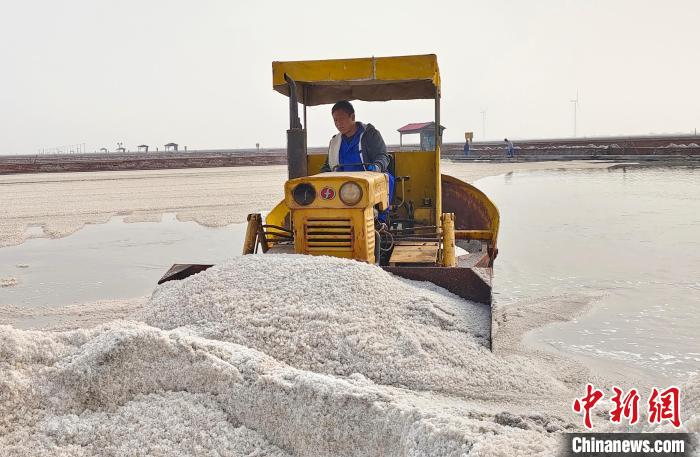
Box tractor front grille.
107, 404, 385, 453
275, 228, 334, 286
304, 218, 353, 252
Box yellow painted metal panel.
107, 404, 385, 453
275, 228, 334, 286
435, 144, 442, 219
273, 55, 437, 86
265, 199, 289, 229
272, 55, 439, 105
392, 150, 438, 226
374, 55, 438, 84
272, 58, 374, 87
307, 154, 327, 175
413, 208, 434, 224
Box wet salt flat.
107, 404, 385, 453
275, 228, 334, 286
478, 166, 700, 382
1, 166, 698, 384
0, 214, 246, 310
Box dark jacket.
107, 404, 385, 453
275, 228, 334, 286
320, 123, 391, 173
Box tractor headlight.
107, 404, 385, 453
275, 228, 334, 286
339, 181, 363, 206
292, 183, 316, 206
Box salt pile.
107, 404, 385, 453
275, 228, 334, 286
1, 255, 698, 456
134, 255, 562, 400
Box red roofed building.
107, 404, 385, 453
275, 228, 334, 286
397, 121, 446, 151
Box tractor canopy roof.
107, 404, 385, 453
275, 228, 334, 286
272, 54, 440, 106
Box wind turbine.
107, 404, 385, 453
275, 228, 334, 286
480, 109, 487, 140
570, 91, 579, 137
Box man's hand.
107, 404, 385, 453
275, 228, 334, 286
367, 163, 380, 172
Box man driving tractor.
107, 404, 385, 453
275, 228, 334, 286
321, 101, 395, 221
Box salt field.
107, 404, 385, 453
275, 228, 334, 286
4, 0, 700, 453
1, 163, 699, 456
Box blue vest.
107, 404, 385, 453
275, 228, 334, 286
337, 124, 395, 221
338, 125, 365, 171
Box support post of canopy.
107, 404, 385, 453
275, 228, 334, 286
435, 87, 441, 148
434, 85, 442, 222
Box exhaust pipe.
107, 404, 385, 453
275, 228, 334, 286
284, 73, 307, 180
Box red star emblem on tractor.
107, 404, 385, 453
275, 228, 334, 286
320, 187, 336, 200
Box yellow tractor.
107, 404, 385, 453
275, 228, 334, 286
159, 54, 500, 344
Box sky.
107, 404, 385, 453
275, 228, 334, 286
0, 0, 699, 154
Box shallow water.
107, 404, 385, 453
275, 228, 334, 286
0, 214, 246, 307
475, 166, 700, 382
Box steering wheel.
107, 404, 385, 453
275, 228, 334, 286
331, 162, 376, 172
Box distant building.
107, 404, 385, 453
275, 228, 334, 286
397, 122, 446, 151
137, 144, 149, 152
116, 147, 126, 153
99, 147, 108, 153
164, 142, 178, 152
